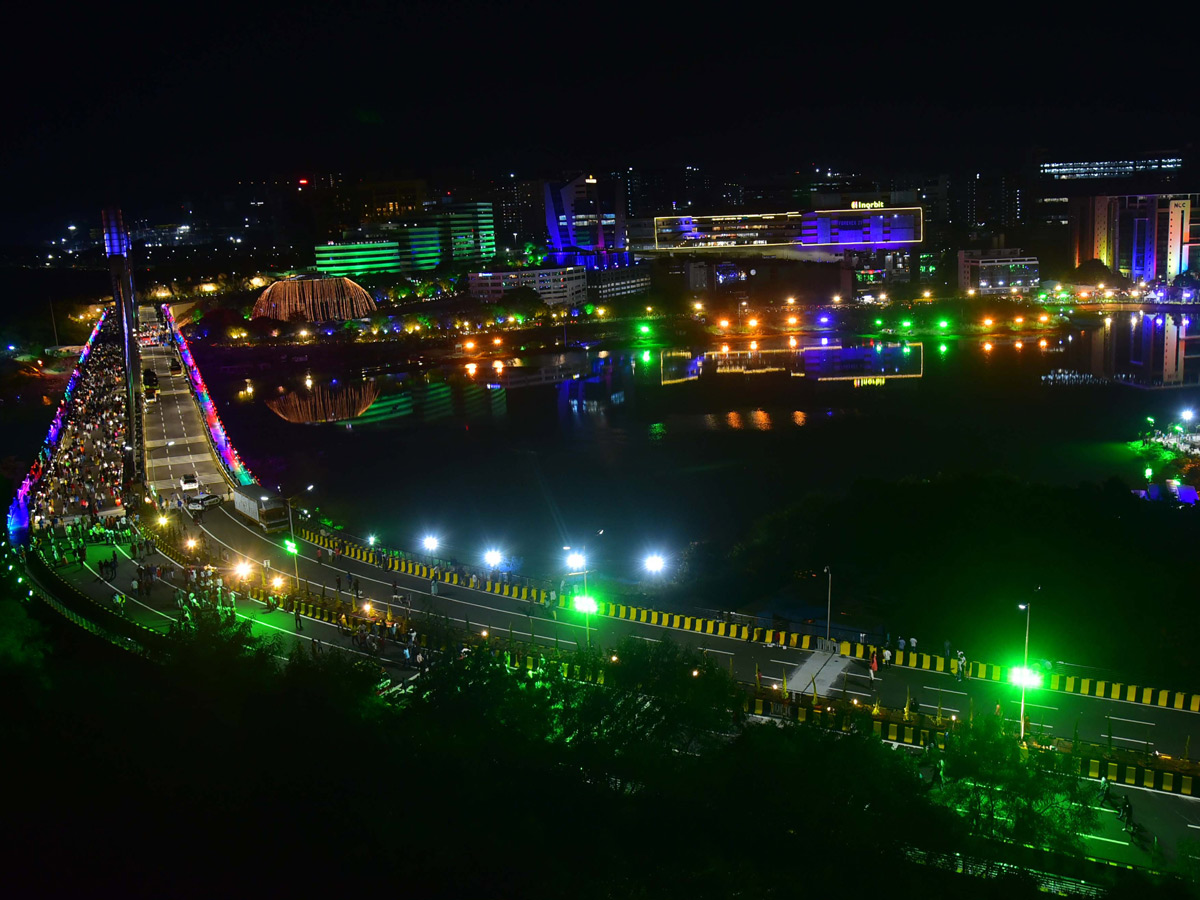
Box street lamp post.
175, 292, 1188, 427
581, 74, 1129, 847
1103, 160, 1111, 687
1018, 599, 1032, 740
824, 565, 832, 640
283, 484, 313, 596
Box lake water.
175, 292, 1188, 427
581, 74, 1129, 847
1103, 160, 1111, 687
201, 327, 1198, 588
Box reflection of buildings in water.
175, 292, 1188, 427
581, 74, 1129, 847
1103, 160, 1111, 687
268, 379, 508, 425
266, 381, 380, 424
702, 342, 923, 382
1085, 312, 1198, 386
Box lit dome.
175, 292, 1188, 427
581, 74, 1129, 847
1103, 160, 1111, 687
252, 277, 376, 322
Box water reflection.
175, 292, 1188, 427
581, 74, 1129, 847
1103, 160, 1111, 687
266, 381, 380, 424
700, 340, 924, 382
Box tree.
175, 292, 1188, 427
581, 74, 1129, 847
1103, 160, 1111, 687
1071, 259, 1130, 289
497, 285, 547, 322
937, 715, 1097, 856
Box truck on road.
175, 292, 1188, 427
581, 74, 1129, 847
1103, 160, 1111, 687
231, 489, 290, 533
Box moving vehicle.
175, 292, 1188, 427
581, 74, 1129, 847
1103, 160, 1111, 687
169, 358, 182, 377
179, 473, 200, 492
231, 489, 289, 533
143, 368, 159, 387
185, 493, 222, 512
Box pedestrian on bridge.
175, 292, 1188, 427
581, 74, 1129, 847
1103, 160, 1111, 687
294, 603, 303, 632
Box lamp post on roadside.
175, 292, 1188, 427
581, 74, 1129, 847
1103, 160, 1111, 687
1018, 595, 1033, 740
824, 565, 832, 640
283, 484, 313, 596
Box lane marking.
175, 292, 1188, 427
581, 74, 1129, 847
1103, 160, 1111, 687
1109, 716, 1155, 726
1082, 834, 1129, 847
925, 686, 967, 695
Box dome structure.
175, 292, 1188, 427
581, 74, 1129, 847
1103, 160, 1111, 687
265, 382, 380, 424
252, 276, 376, 322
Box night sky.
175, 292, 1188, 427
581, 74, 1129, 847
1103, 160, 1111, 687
2, 2, 1191, 241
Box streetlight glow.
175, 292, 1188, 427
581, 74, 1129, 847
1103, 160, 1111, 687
235, 562, 250, 578
1183, 409, 1195, 422
644, 554, 664, 573
566, 552, 586, 571
484, 549, 502, 567
573, 595, 598, 614
423, 535, 439, 551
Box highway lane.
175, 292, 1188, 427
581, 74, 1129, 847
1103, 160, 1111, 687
143, 315, 1200, 755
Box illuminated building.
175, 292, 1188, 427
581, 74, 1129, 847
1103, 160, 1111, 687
545, 174, 626, 251
1069, 193, 1198, 283
327, 202, 496, 274
468, 266, 587, 307
957, 249, 1040, 295
586, 263, 651, 302
638, 207, 922, 255
1041, 157, 1183, 181
314, 242, 403, 277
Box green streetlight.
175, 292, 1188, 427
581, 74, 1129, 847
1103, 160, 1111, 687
1144, 467, 1153, 480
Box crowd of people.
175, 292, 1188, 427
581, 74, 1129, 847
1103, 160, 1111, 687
25, 320, 130, 532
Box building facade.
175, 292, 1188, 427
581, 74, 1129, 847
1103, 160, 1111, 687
1069, 193, 1197, 284
314, 241, 404, 277
327, 202, 496, 275
957, 249, 1040, 294
586, 264, 651, 303
642, 207, 923, 253
545, 174, 627, 252
468, 266, 588, 307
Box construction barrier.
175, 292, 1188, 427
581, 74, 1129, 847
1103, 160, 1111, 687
301, 530, 1200, 714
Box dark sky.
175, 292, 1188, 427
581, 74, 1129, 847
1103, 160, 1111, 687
2, 2, 1193, 241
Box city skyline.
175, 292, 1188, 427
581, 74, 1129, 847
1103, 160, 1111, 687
3, 2, 1193, 242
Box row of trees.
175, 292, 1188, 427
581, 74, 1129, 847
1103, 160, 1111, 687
4, 567, 1186, 897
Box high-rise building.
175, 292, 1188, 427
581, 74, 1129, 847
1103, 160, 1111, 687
314, 241, 404, 277
545, 174, 626, 251
490, 176, 546, 247
332, 202, 496, 274
1069, 193, 1198, 283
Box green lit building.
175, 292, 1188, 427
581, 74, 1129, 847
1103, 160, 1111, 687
314, 242, 403, 277
317, 202, 496, 276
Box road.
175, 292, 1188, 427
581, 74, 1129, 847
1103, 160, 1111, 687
137, 307, 1200, 761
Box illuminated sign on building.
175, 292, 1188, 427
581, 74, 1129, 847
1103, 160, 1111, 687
850, 201, 885, 210
651, 208, 922, 252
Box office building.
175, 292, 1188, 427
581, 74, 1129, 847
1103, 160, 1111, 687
586, 263, 651, 303
545, 174, 626, 252
329, 202, 496, 275
957, 249, 1040, 294
1040, 156, 1184, 182
643, 207, 922, 254
468, 266, 587, 307
1069, 193, 1198, 283
314, 242, 404, 277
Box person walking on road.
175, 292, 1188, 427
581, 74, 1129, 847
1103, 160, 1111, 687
294, 602, 303, 631
883, 646, 892, 668
869, 651, 878, 682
